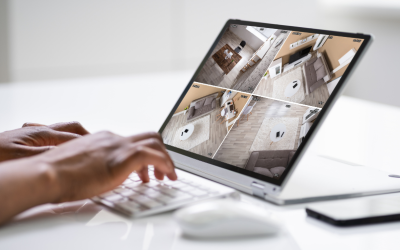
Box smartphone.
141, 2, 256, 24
306, 196, 400, 226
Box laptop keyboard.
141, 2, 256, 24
92, 166, 222, 217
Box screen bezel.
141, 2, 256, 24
158, 19, 372, 187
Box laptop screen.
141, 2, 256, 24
159, 20, 370, 185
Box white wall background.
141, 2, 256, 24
1, 0, 400, 106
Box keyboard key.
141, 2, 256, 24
156, 194, 192, 204
123, 179, 133, 185
99, 199, 114, 207
163, 179, 176, 184
153, 186, 180, 196
188, 181, 201, 187
104, 194, 124, 202
129, 194, 163, 208
128, 194, 154, 204
99, 191, 117, 199
118, 199, 141, 207
143, 181, 160, 187
118, 189, 137, 197
190, 189, 209, 197
196, 185, 215, 192
113, 187, 128, 194
153, 184, 172, 191
145, 192, 163, 199
141, 200, 163, 209
168, 182, 188, 188
180, 179, 193, 184
129, 171, 138, 177
139, 188, 159, 196
179, 186, 197, 193
124, 181, 142, 188
159, 188, 183, 197
116, 200, 143, 213
130, 184, 155, 192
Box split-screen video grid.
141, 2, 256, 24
162, 24, 364, 180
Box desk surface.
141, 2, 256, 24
1, 72, 400, 249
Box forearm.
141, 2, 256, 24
0, 157, 59, 225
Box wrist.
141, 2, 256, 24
0, 156, 63, 224
31, 157, 63, 204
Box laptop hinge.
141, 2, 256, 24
251, 182, 266, 198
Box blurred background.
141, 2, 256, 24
0, 0, 400, 106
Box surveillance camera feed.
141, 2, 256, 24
162, 24, 364, 180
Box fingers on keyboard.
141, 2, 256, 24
94, 169, 220, 215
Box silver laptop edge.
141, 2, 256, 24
169, 151, 281, 200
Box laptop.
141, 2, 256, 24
93, 19, 400, 217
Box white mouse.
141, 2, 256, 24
174, 199, 281, 238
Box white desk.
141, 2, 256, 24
2, 72, 400, 249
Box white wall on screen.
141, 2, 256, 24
229, 25, 264, 51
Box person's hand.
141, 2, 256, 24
0, 130, 175, 224
0, 121, 89, 162
38, 131, 177, 203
